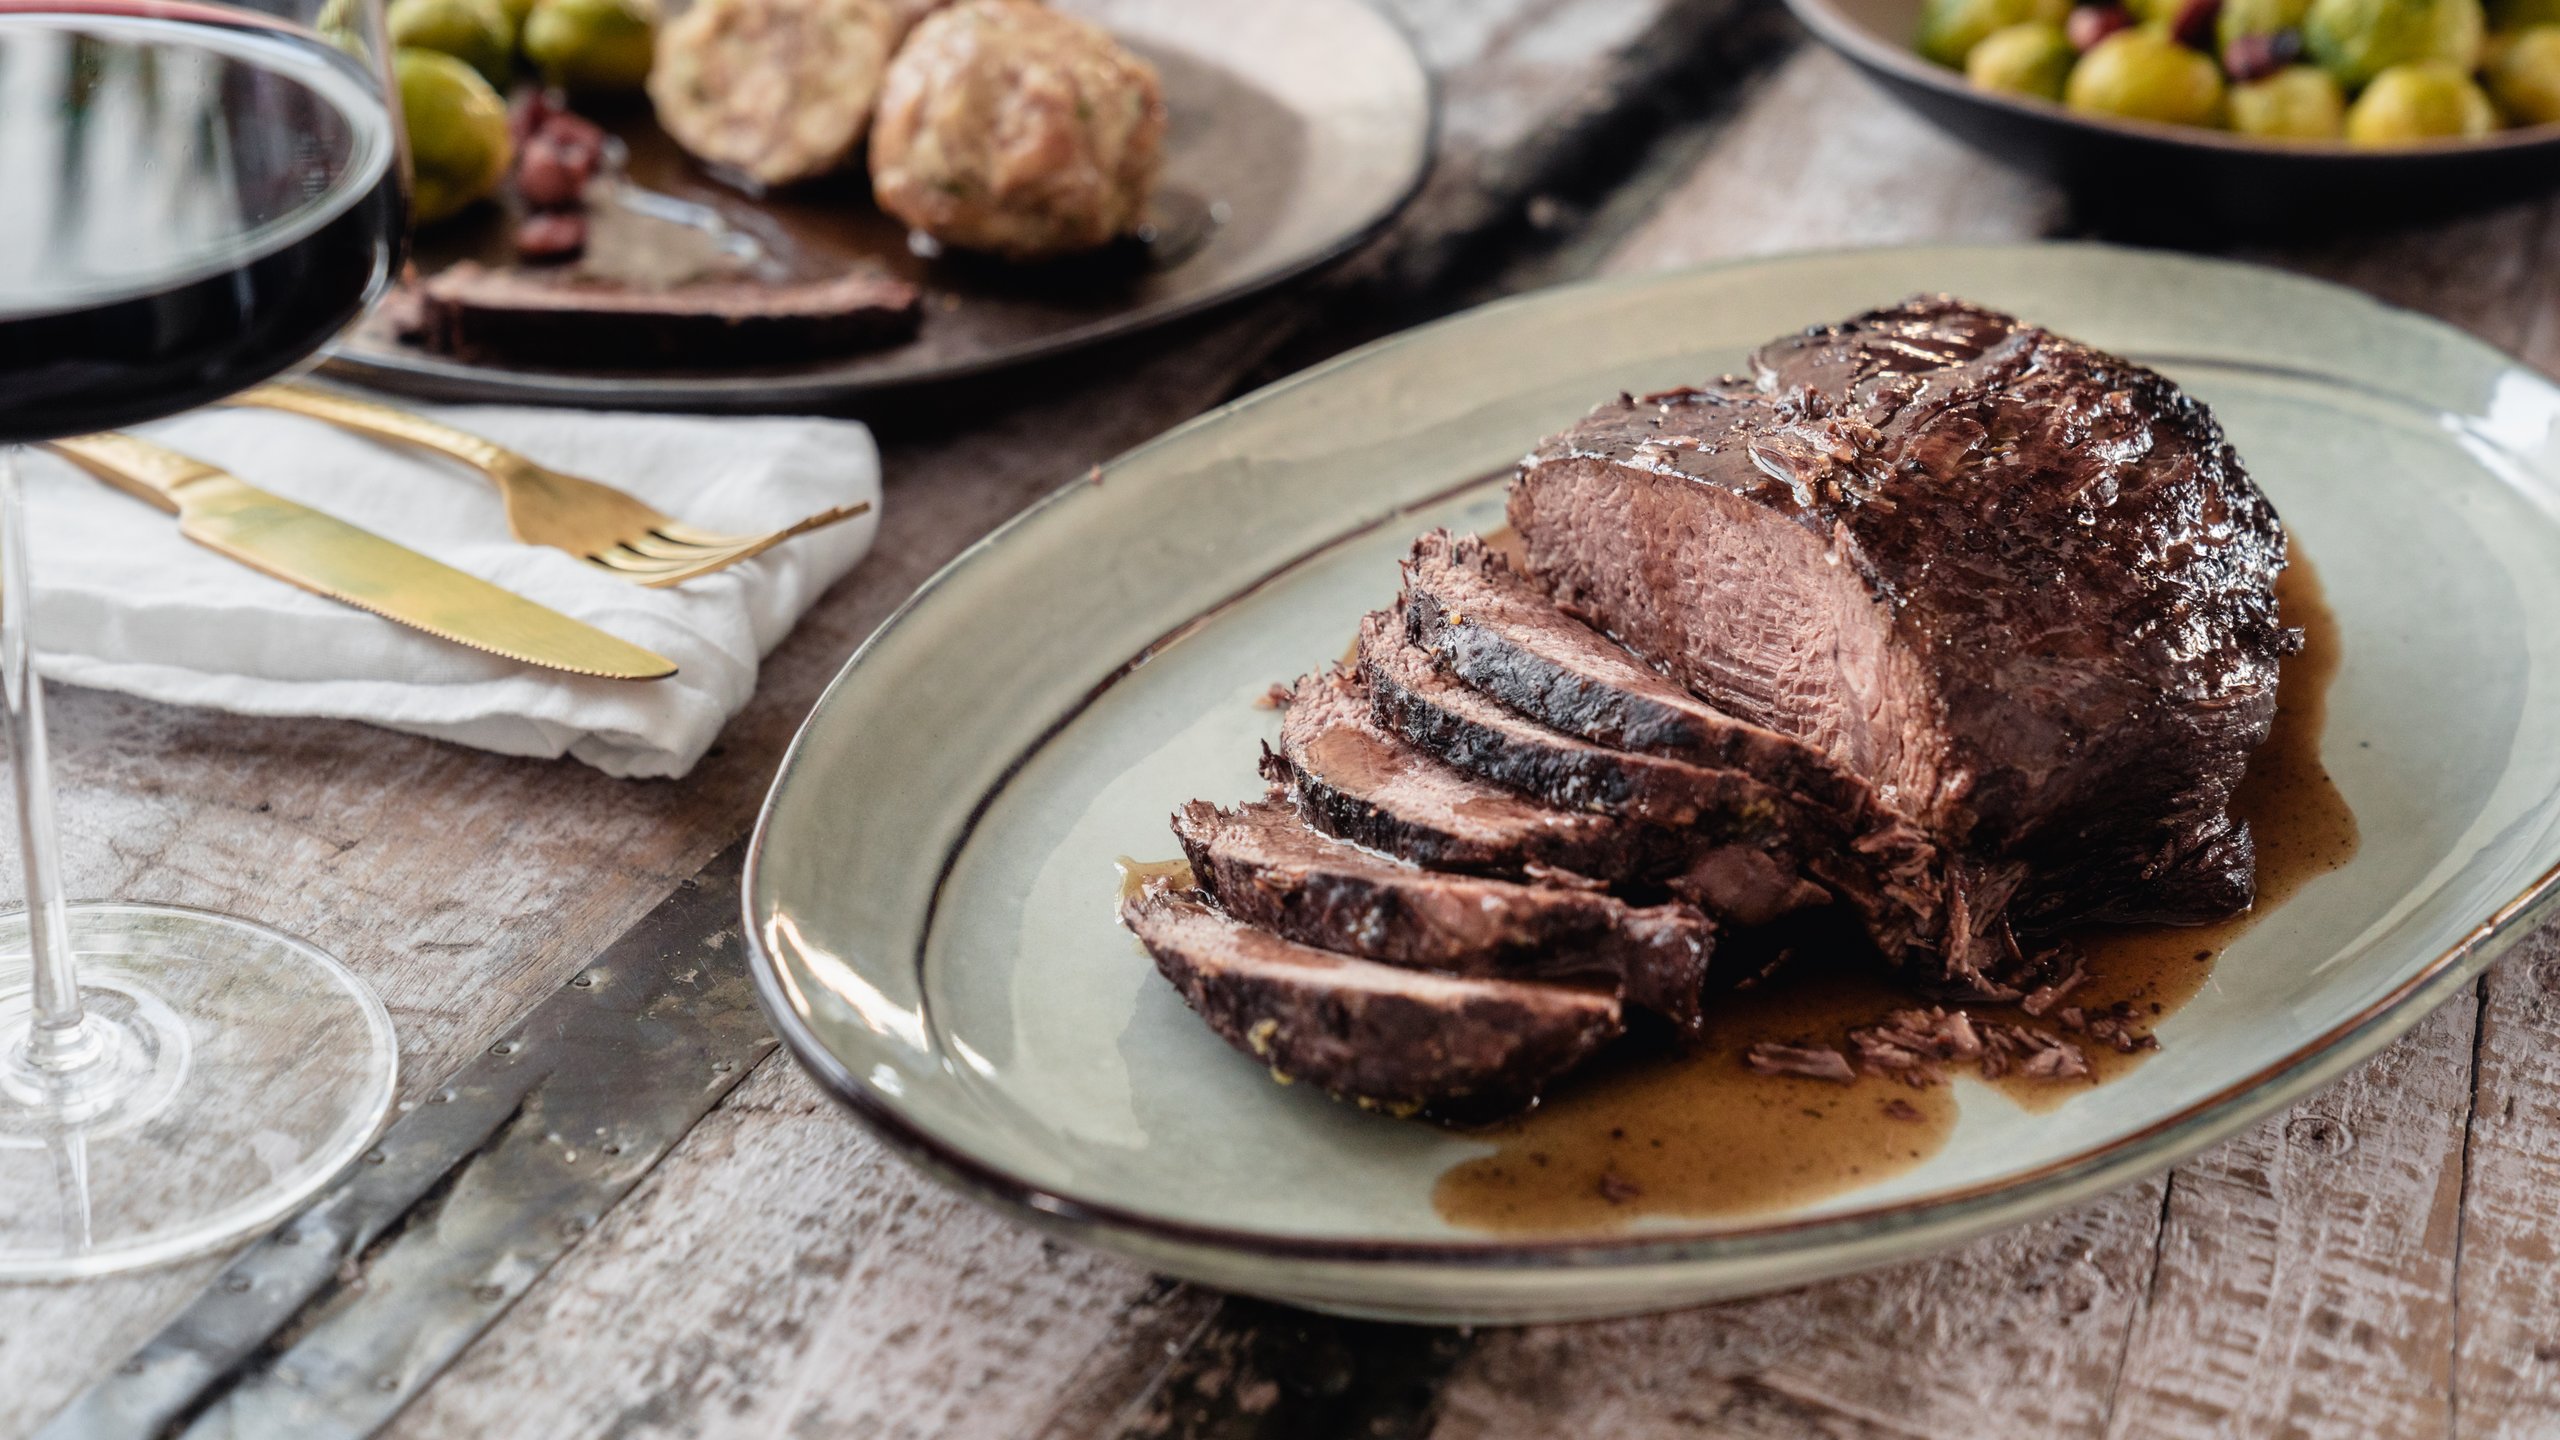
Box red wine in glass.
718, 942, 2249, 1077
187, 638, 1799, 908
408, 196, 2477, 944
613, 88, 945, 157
0, 0, 406, 1278
0, 5, 402, 442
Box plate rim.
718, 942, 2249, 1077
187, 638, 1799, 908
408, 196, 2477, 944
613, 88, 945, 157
321, 0, 1440, 411
743, 239, 2560, 1276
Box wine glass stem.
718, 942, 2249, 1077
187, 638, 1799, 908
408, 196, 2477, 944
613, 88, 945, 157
0, 447, 92, 1075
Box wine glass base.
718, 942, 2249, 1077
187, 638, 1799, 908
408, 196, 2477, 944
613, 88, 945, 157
0, 903, 395, 1280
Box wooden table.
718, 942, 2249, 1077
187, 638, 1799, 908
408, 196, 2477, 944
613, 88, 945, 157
14, 2, 2560, 1434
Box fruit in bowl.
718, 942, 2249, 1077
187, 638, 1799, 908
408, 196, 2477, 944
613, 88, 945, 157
1918, 0, 2553, 142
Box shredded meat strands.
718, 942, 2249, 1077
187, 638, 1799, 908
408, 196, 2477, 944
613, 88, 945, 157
1740, 1041, 1857, 1083
1743, 998, 2140, 1088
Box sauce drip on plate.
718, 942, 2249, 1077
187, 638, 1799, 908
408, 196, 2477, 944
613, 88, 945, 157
1434, 557, 2356, 1230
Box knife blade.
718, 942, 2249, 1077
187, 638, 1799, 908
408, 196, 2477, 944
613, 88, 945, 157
42, 432, 678, 682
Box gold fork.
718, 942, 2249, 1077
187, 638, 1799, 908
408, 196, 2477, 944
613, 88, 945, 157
225, 383, 871, 588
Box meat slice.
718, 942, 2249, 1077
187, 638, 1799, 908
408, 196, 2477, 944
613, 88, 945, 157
399, 262, 924, 366
1358, 611, 1795, 835
1267, 667, 1828, 927
1399, 530, 1956, 958
1400, 530, 1879, 813
1510, 297, 2290, 954
1119, 882, 1621, 1115
1265, 666, 1648, 883
1173, 799, 1711, 1030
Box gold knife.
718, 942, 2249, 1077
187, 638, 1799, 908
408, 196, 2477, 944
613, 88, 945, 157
43, 433, 678, 682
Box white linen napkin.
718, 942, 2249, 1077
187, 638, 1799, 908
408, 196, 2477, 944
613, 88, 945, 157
18, 400, 881, 779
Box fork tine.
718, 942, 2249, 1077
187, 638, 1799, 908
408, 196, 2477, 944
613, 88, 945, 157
620, 531, 733, 561
761, 504, 872, 542
586, 546, 715, 577
587, 503, 875, 587
649, 519, 759, 548
615, 539, 779, 588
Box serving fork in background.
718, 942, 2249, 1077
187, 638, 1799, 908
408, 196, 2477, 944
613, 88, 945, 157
226, 383, 870, 588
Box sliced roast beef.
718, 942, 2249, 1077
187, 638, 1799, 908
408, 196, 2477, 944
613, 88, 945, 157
1173, 798, 1711, 1030
1269, 666, 1829, 927
1398, 528, 1947, 948
1119, 882, 1621, 1115
1402, 529, 1860, 794
1510, 297, 2289, 956
1357, 611, 1791, 834
1265, 666, 1646, 882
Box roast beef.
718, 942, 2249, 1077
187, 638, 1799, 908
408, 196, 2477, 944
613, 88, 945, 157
1126, 297, 2289, 1114
1265, 666, 1645, 882
1119, 881, 1622, 1115
1398, 529, 1945, 953
1358, 611, 1791, 834
1266, 666, 1829, 927
1173, 798, 1712, 1029
1510, 297, 2289, 970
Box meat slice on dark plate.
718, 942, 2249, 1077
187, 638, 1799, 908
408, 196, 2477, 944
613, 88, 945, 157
1510, 296, 2292, 979
1266, 666, 1828, 927
1119, 881, 1622, 1115
397, 262, 924, 366
1173, 798, 1712, 1030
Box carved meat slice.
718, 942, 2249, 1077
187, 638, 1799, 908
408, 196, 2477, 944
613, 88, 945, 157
1119, 882, 1622, 1116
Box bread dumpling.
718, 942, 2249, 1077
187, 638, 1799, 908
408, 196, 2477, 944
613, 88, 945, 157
649, 0, 901, 186
868, 0, 1166, 259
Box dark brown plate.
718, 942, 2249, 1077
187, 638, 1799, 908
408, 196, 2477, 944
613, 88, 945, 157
325, 0, 1431, 410
1784, 0, 2560, 237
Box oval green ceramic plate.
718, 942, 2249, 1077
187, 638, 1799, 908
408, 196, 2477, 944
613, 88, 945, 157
744, 244, 2560, 1323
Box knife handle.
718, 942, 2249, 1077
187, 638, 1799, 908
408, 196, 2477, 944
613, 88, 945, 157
229, 383, 518, 476
42, 434, 215, 515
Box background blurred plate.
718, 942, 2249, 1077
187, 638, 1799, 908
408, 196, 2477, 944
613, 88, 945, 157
1785, 0, 2560, 237
745, 244, 2560, 1322
324, 0, 1431, 410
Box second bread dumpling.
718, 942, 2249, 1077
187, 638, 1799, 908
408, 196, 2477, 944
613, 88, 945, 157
869, 0, 1167, 259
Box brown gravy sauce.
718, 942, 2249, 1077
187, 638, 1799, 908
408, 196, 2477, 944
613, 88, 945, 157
1115, 856, 1196, 906
1433, 558, 2356, 1233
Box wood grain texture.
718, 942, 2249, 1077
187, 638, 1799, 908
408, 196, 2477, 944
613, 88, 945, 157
1435, 1181, 2168, 1439
1598, 46, 2065, 276
385, 1059, 1216, 1440
2105, 997, 2476, 1440
2452, 925, 2560, 1440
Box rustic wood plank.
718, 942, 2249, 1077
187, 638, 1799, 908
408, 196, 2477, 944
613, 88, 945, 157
1596, 46, 2066, 276
2103, 998, 2476, 1440
2451, 928, 2560, 1439
1434, 1181, 2168, 1439
384, 1058, 1218, 1440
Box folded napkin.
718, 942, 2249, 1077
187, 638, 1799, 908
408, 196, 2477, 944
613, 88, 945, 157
20, 400, 880, 779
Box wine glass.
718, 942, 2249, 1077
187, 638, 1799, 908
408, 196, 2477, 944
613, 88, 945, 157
0, 0, 405, 1275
